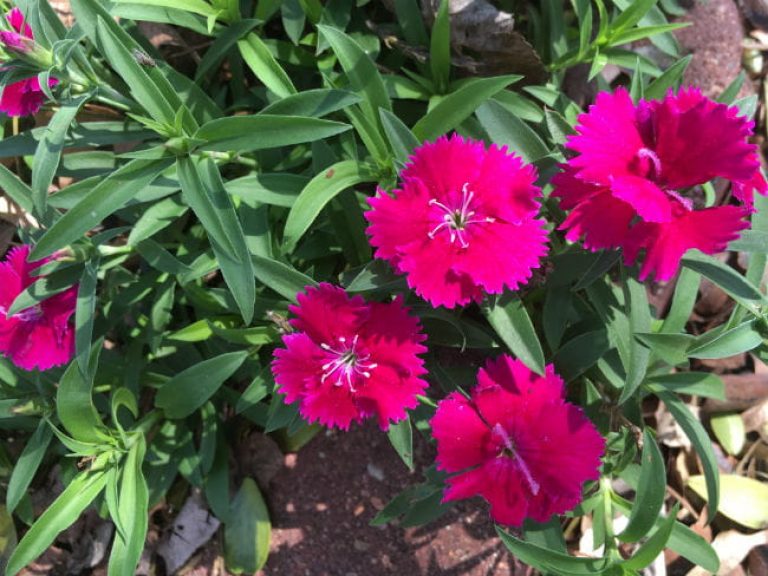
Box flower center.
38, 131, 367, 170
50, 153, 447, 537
0, 304, 43, 323
634, 147, 663, 181
427, 183, 495, 249
492, 423, 540, 495
320, 335, 378, 393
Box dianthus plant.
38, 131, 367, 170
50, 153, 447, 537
0, 1, 762, 576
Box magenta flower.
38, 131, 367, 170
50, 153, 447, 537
430, 355, 605, 527
365, 135, 549, 308
271, 283, 428, 430
0, 8, 58, 118
0, 245, 76, 371
554, 87, 767, 281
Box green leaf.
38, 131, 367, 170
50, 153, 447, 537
379, 108, 420, 165
609, 0, 659, 35
552, 329, 610, 381
619, 428, 666, 542
496, 528, 610, 575
429, 0, 450, 93
177, 157, 255, 323
660, 267, 700, 334
195, 115, 350, 153
260, 89, 361, 117
688, 474, 768, 529
56, 344, 111, 444
710, 413, 745, 456
387, 416, 414, 472
413, 75, 521, 142
318, 24, 391, 125
729, 230, 768, 253
6, 470, 108, 576
476, 99, 549, 163
688, 321, 763, 359
645, 372, 724, 400
107, 436, 149, 576
224, 478, 271, 574
283, 160, 377, 253
658, 390, 718, 522
31, 97, 87, 216
0, 164, 34, 213
96, 18, 176, 125
112, 0, 218, 17
6, 419, 53, 514
644, 55, 692, 100
74, 260, 98, 376
238, 32, 297, 98
619, 277, 651, 404
236, 367, 270, 415
195, 19, 260, 81
155, 351, 248, 419
484, 294, 545, 375
682, 251, 765, 317
251, 256, 316, 302
622, 503, 680, 571
608, 23, 689, 46
32, 158, 175, 260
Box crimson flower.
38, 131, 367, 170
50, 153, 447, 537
0, 8, 58, 118
0, 245, 76, 371
430, 355, 605, 526
365, 135, 549, 308
271, 283, 428, 431
553, 87, 767, 281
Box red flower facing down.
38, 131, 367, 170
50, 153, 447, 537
0, 8, 58, 117
0, 245, 76, 371
553, 87, 767, 281
365, 135, 549, 308
271, 283, 428, 430
430, 355, 605, 526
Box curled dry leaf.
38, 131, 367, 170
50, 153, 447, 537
419, 0, 548, 83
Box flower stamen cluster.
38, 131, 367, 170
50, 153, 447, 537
427, 183, 496, 248
319, 334, 378, 392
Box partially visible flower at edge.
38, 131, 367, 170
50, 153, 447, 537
271, 283, 428, 431
0, 7, 58, 118
365, 134, 549, 309
430, 355, 605, 527
0, 245, 76, 371
553, 87, 767, 281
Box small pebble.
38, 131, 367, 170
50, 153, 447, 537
366, 463, 385, 481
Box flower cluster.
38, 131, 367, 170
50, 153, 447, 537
430, 355, 605, 526
0, 245, 76, 371
0, 8, 57, 117
553, 87, 767, 280
272, 95, 764, 525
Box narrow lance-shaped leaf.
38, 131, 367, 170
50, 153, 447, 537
31, 158, 175, 260
6, 419, 53, 514
155, 351, 249, 418
283, 160, 378, 253
31, 97, 87, 217
238, 32, 296, 98
177, 157, 255, 323
6, 470, 108, 576
484, 295, 545, 375
317, 24, 391, 126
414, 75, 521, 143
619, 428, 666, 542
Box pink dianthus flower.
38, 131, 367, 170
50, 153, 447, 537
271, 283, 428, 431
0, 245, 76, 371
430, 355, 605, 527
365, 135, 549, 308
0, 8, 58, 118
554, 87, 767, 281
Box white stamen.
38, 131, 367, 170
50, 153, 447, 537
427, 183, 495, 248
319, 333, 377, 392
